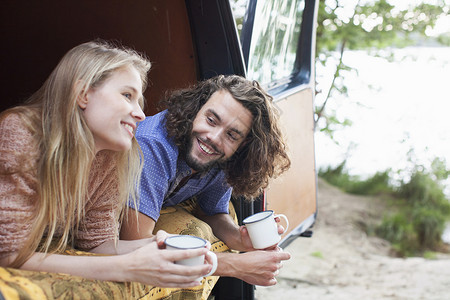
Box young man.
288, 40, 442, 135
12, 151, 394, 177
121, 75, 291, 286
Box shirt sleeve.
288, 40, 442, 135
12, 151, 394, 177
131, 134, 176, 222
0, 114, 38, 259
196, 171, 232, 216
75, 151, 122, 251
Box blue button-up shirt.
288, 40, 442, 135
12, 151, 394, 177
132, 110, 232, 222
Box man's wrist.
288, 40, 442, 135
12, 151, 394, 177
214, 252, 240, 277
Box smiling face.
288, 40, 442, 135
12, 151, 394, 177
78, 66, 145, 153
186, 90, 253, 172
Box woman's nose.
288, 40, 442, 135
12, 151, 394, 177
132, 102, 146, 122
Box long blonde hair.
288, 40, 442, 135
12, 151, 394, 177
5, 40, 151, 267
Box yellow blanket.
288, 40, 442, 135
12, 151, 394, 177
0, 199, 235, 300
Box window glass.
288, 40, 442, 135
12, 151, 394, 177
230, 0, 305, 86
229, 0, 248, 33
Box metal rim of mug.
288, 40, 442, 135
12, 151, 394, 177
164, 235, 207, 249
242, 210, 274, 225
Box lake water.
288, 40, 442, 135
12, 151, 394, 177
314, 46, 450, 194
313, 46, 450, 244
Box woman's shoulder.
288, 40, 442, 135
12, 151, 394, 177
0, 111, 39, 173
0, 112, 35, 145
0, 111, 25, 128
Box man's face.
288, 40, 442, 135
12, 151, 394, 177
185, 90, 253, 172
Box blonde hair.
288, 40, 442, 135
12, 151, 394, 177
5, 40, 151, 267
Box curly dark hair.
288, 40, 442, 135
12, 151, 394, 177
161, 75, 291, 199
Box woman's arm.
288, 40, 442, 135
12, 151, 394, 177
89, 237, 154, 255
1, 232, 213, 288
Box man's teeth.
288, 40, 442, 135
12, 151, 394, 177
200, 142, 214, 154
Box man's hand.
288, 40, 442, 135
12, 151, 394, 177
238, 217, 288, 251
216, 247, 291, 286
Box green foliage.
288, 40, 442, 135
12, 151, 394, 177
348, 171, 392, 195
376, 213, 418, 256
437, 32, 450, 46
310, 251, 324, 259
431, 157, 450, 181
412, 207, 446, 249
316, 110, 353, 140
423, 251, 438, 260
398, 160, 450, 215
319, 161, 393, 195
320, 158, 450, 257
315, 0, 448, 133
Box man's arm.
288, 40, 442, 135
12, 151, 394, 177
198, 212, 291, 286
193, 207, 291, 286
120, 208, 157, 240
195, 212, 254, 252
215, 249, 291, 286
121, 205, 291, 286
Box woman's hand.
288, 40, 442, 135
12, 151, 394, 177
122, 230, 214, 287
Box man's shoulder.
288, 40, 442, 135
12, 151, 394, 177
136, 111, 178, 158
202, 167, 227, 182
136, 111, 167, 137
136, 111, 173, 145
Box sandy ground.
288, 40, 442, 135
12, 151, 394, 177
255, 179, 450, 300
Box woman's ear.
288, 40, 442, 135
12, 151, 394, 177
75, 80, 89, 109
77, 93, 89, 109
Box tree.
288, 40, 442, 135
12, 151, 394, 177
314, 0, 448, 138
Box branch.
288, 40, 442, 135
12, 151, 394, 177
314, 0, 360, 130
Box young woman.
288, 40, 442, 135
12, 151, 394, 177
0, 40, 212, 288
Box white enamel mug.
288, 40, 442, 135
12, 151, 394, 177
164, 235, 218, 281
243, 210, 289, 249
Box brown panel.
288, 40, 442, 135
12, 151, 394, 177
0, 0, 197, 115
265, 88, 317, 237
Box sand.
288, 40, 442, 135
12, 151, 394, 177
255, 179, 450, 300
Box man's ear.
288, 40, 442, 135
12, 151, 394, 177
239, 136, 251, 149
234, 137, 250, 156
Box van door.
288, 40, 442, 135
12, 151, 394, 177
232, 0, 318, 248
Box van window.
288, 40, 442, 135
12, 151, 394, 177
230, 0, 305, 87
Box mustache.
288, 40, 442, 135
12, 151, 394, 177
196, 136, 224, 156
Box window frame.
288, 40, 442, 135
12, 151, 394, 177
239, 0, 317, 99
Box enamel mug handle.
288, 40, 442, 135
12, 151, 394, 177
204, 251, 218, 277
274, 214, 289, 235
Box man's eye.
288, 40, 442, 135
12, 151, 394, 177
228, 132, 238, 141
207, 117, 216, 125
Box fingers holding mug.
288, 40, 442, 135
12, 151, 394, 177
274, 214, 289, 235
164, 235, 218, 281
243, 210, 290, 249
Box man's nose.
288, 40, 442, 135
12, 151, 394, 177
208, 127, 224, 146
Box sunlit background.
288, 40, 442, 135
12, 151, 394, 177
313, 0, 450, 243
313, 0, 450, 195
315, 46, 450, 193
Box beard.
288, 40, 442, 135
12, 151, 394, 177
184, 135, 226, 173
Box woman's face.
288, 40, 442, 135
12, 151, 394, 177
78, 66, 145, 153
